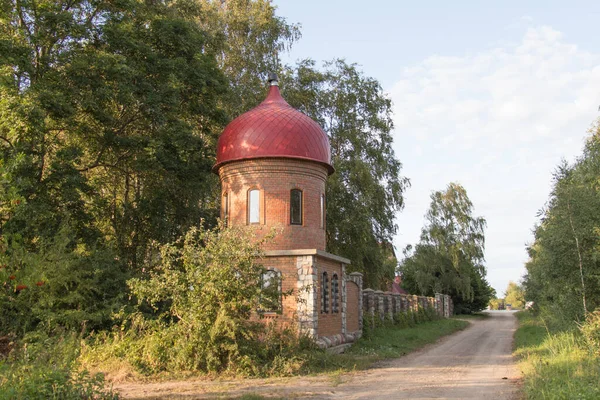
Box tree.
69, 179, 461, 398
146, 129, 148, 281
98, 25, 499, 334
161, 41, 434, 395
196, 0, 301, 117
401, 183, 493, 313
504, 281, 524, 309
281, 59, 409, 289
0, 0, 236, 335
0, 225, 127, 335
0, 0, 228, 269
524, 123, 600, 323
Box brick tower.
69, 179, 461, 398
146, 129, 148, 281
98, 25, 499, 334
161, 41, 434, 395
213, 75, 363, 347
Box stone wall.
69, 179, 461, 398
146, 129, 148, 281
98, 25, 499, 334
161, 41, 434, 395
362, 289, 453, 326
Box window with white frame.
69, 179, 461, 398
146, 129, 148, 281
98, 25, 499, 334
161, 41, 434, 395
248, 189, 260, 224
320, 194, 325, 229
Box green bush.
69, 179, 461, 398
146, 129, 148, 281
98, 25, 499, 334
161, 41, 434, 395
0, 332, 116, 400
580, 310, 600, 355
82, 223, 316, 376
0, 227, 127, 337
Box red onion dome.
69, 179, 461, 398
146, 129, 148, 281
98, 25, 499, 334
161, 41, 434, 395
214, 76, 333, 174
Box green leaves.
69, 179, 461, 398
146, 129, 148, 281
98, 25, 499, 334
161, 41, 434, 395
124, 222, 287, 373
282, 59, 409, 289
0, 0, 229, 270
401, 183, 493, 313
524, 121, 600, 322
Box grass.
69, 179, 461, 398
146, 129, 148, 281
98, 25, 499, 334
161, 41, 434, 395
452, 312, 490, 320
0, 332, 117, 400
514, 311, 600, 400
300, 318, 469, 374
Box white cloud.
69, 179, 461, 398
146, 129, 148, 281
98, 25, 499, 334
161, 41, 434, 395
389, 26, 600, 294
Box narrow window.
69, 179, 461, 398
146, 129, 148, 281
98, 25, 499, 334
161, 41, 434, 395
290, 189, 303, 225
332, 274, 339, 313
320, 194, 325, 229
223, 193, 229, 225
321, 272, 329, 313
259, 268, 282, 313
248, 189, 259, 224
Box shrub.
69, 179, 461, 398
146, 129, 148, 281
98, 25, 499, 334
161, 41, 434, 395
580, 310, 600, 355
0, 331, 116, 400
0, 227, 127, 337
82, 223, 314, 376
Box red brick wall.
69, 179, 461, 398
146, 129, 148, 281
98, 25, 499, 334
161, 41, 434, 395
346, 281, 360, 332
219, 159, 328, 251
316, 256, 343, 337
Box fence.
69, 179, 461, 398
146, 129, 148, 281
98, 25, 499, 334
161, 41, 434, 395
361, 289, 453, 327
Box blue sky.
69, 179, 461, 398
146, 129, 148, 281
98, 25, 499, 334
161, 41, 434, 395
274, 1, 600, 295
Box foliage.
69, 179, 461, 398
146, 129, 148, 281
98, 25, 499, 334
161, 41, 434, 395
362, 305, 441, 338
504, 281, 525, 309
0, 225, 127, 336
514, 311, 600, 400
0, 332, 116, 400
197, 0, 301, 117
579, 310, 600, 356
81, 223, 312, 376
0, 0, 228, 272
282, 60, 409, 289
400, 183, 494, 313
488, 297, 504, 310
524, 122, 600, 323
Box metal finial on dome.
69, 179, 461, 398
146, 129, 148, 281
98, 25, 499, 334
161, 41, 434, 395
268, 72, 278, 86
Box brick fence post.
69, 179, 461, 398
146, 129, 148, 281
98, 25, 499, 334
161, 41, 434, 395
348, 272, 363, 334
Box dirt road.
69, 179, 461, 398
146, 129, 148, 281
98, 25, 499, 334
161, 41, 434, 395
114, 311, 521, 399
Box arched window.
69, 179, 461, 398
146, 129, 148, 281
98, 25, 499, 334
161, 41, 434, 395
259, 268, 282, 313
332, 274, 339, 313
320, 194, 325, 229
290, 189, 302, 225
223, 192, 229, 225
321, 272, 329, 313
248, 189, 260, 224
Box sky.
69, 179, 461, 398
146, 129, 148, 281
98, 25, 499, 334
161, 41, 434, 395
274, 0, 600, 295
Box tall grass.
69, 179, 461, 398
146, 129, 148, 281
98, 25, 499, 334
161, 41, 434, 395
0, 331, 117, 400
514, 312, 600, 400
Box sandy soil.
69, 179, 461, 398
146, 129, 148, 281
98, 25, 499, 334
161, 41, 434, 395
113, 311, 521, 399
